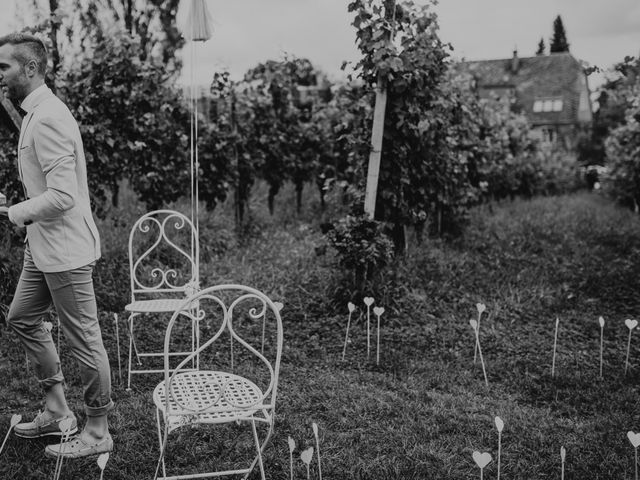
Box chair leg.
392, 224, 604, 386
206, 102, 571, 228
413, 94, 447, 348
250, 419, 266, 480
154, 409, 168, 480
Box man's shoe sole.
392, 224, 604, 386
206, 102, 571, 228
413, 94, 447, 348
14, 426, 79, 439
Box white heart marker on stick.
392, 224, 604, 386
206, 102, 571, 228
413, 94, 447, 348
472, 451, 492, 468
97, 452, 110, 470
0, 414, 22, 457
301, 447, 314, 480
626, 320, 637, 375
469, 319, 488, 386
495, 416, 504, 433
495, 416, 504, 480
97, 452, 110, 480
629, 431, 640, 448
287, 436, 296, 480
373, 307, 385, 365
342, 303, 356, 361
598, 316, 605, 378
476, 303, 486, 314
274, 302, 284, 312
312, 422, 323, 480
363, 297, 374, 358
629, 431, 640, 480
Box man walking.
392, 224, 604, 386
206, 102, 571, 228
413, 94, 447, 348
0, 33, 113, 458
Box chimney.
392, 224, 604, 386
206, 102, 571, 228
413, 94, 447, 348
511, 49, 520, 73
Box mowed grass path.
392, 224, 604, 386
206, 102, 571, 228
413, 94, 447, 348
2, 191, 640, 479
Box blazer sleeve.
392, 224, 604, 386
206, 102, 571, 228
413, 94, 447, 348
8, 115, 78, 227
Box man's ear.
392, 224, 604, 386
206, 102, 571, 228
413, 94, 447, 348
24, 59, 38, 78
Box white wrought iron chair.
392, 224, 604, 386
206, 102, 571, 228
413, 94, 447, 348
125, 210, 200, 389
152, 284, 283, 480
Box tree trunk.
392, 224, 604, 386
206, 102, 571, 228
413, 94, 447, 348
391, 222, 406, 255
268, 183, 280, 216
295, 182, 303, 214
48, 0, 60, 91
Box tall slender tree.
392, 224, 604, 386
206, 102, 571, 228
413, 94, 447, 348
549, 15, 570, 53
536, 37, 545, 55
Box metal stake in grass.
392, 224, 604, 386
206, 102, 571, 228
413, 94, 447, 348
474, 303, 486, 364
0, 414, 21, 457
342, 302, 356, 361
97, 452, 110, 480
472, 451, 492, 480
287, 437, 296, 480
53, 418, 75, 480
363, 297, 374, 359
598, 316, 605, 379
495, 416, 504, 480
552, 317, 559, 378
373, 306, 384, 365
560, 446, 566, 480
470, 319, 489, 386
300, 447, 314, 480
113, 314, 122, 386
628, 431, 640, 480
625, 319, 638, 376
312, 422, 323, 480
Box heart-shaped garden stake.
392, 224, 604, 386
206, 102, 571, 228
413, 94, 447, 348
363, 298, 374, 358
373, 307, 385, 365
342, 303, 356, 361
629, 431, 640, 480
97, 452, 110, 480
53, 418, 77, 480
0, 414, 21, 457
474, 303, 486, 363
472, 451, 492, 480
274, 302, 284, 313
301, 447, 314, 480
598, 316, 605, 378
469, 319, 488, 386
495, 416, 504, 480
287, 436, 296, 480
312, 423, 323, 480
625, 320, 638, 375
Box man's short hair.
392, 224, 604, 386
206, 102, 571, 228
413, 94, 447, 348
0, 33, 48, 76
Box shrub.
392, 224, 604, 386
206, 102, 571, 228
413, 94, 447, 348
324, 214, 395, 296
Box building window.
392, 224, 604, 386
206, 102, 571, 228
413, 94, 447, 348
552, 99, 563, 111
533, 97, 563, 113
542, 127, 556, 143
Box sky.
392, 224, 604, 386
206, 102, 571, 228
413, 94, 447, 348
1, 0, 639, 90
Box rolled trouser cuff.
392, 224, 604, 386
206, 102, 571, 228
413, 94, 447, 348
85, 399, 115, 417
38, 370, 65, 391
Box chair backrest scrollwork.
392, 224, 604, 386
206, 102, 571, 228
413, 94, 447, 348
128, 210, 199, 299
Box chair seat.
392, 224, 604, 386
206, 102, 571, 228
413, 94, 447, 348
153, 371, 265, 431
125, 298, 191, 313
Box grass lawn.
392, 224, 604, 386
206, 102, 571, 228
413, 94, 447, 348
2, 188, 640, 479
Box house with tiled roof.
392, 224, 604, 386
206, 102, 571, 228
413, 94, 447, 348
459, 51, 593, 150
